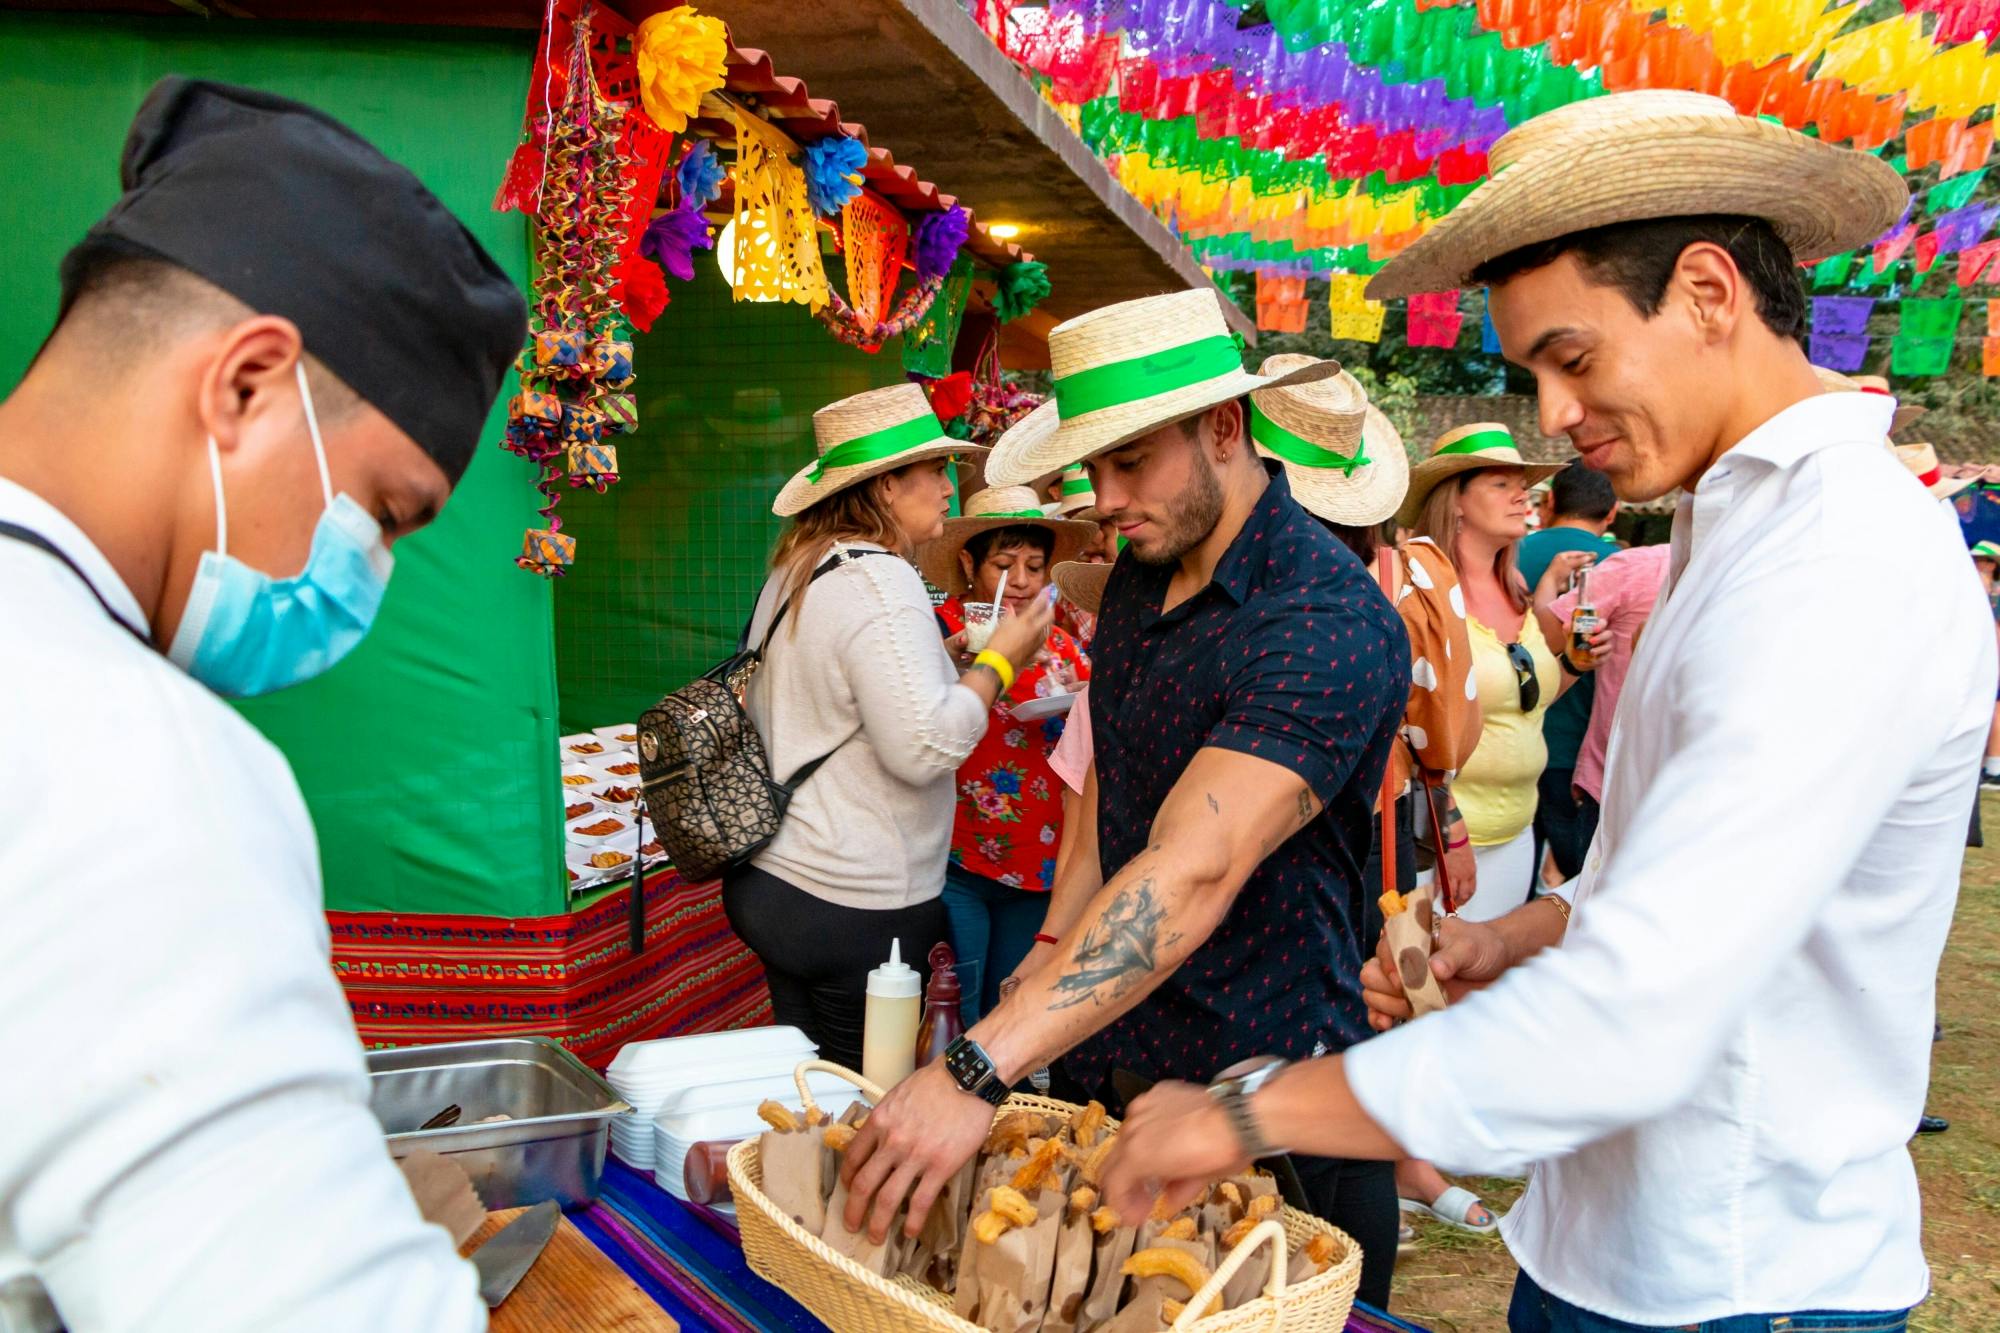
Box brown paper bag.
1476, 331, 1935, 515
1040, 1202, 1098, 1333
1384, 889, 1448, 1017
1218, 1227, 1280, 1312
901, 1155, 977, 1288
820, 1174, 903, 1277
1077, 1214, 1138, 1326
953, 1187, 992, 1321
960, 1191, 1064, 1333
1124, 1235, 1215, 1326
758, 1127, 829, 1233
1093, 1286, 1168, 1333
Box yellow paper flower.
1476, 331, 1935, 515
635, 6, 729, 135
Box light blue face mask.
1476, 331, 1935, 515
166, 362, 395, 697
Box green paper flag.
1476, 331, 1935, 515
1811, 254, 1854, 288
1891, 335, 1954, 376
1927, 170, 1988, 215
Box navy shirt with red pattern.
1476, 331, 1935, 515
1063, 465, 1408, 1095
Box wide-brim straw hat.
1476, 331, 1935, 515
1052, 559, 1112, 615
1895, 442, 1972, 500
983, 289, 1342, 486
1248, 355, 1408, 526
1814, 366, 1926, 435
1397, 423, 1564, 530
1972, 540, 2000, 562
1053, 463, 1102, 521
772, 383, 986, 518
1367, 90, 1908, 300
915, 485, 1099, 596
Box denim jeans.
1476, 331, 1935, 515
940, 862, 1050, 1026
1509, 1269, 1912, 1333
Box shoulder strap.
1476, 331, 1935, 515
748, 547, 889, 655
761, 547, 890, 791
0, 521, 156, 652
1375, 546, 1400, 904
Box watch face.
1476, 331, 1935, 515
1215, 1055, 1282, 1084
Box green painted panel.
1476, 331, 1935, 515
0, 15, 563, 916
552, 257, 910, 733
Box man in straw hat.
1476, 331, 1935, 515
1, 79, 525, 1330
1099, 90, 1996, 1331
841, 287, 1414, 1306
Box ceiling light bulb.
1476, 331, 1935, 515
988, 223, 1022, 239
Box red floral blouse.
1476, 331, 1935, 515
937, 595, 1092, 892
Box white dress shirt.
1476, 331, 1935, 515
0, 479, 484, 1333
1346, 393, 1993, 1325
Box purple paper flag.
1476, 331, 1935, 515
1934, 202, 2000, 256
1812, 296, 1875, 336
1809, 331, 1870, 373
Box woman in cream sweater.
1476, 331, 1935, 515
729, 384, 1052, 1071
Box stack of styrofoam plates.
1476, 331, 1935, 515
651, 1068, 864, 1203
605, 1026, 817, 1169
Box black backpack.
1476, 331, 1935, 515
637, 549, 883, 881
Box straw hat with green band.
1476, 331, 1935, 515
1972, 541, 2000, 562
915, 485, 1099, 596
1247, 354, 1408, 526
1397, 422, 1564, 530
983, 289, 1342, 487
771, 382, 985, 518
1054, 463, 1102, 520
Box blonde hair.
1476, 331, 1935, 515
768, 470, 913, 632
1415, 472, 1529, 614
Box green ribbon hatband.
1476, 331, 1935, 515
808, 415, 945, 483
1053, 335, 1242, 418
1248, 402, 1371, 476
1431, 428, 1515, 459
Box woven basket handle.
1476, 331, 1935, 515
1168, 1219, 1289, 1332
793, 1058, 888, 1111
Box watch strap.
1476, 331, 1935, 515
944, 1035, 1009, 1107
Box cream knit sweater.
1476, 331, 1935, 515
742, 542, 988, 909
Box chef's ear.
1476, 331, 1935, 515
196, 315, 306, 457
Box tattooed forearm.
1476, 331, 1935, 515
1296, 784, 1316, 824
1207, 793, 1220, 814
1049, 878, 1184, 1011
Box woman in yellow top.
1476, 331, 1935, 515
1400, 424, 1607, 922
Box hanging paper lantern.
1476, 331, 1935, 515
838, 191, 911, 347
730, 109, 831, 307
805, 134, 870, 217
902, 256, 977, 379
633, 5, 729, 134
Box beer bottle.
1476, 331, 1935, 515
1568, 566, 1602, 671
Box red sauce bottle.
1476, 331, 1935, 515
914, 942, 964, 1070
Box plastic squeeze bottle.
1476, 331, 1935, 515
862, 940, 921, 1089
914, 942, 965, 1070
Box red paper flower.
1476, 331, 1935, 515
616, 258, 670, 333
927, 371, 974, 423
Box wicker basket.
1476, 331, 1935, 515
727, 1061, 1362, 1333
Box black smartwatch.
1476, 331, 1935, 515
943, 1034, 1010, 1107
1207, 1055, 1288, 1160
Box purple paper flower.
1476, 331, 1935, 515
915, 204, 970, 283
640, 205, 715, 283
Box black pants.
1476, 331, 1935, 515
1534, 767, 1599, 883
1050, 1065, 1400, 1314
722, 864, 951, 1073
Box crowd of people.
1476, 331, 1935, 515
3, 75, 1992, 1333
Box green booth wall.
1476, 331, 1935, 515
4, 13, 915, 918
0, 15, 557, 915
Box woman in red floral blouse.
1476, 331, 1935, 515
918, 485, 1095, 1024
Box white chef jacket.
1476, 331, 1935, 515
1346, 393, 1994, 1324
0, 478, 485, 1333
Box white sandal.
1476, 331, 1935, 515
1399, 1185, 1499, 1235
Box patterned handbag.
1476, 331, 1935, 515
638, 549, 883, 882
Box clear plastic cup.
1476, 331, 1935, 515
962, 601, 1007, 652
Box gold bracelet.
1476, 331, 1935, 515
1540, 894, 1572, 927
972, 649, 1016, 691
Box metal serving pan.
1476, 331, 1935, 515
367, 1036, 632, 1209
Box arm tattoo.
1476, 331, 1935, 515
1206, 793, 1220, 814
1049, 878, 1183, 1011
1296, 785, 1316, 824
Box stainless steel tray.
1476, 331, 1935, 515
367, 1036, 632, 1209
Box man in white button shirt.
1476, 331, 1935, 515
1, 80, 523, 1331
1099, 93, 1993, 1332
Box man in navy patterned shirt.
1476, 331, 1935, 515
841, 291, 1410, 1307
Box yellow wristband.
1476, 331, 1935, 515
973, 649, 1016, 691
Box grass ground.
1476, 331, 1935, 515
1388, 792, 2000, 1332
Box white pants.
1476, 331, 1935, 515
1461, 825, 1535, 922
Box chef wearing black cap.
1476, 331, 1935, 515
0, 79, 525, 1331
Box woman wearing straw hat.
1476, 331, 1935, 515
729, 383, 1055, 1072
914, 486, 1095, 1026
1398, 424, 1603, 924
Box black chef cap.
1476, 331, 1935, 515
67, 76, 528, 484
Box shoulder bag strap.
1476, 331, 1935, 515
0, 521, 156, 652
1374, 547, 1401, 905
765, 547, 889, 792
